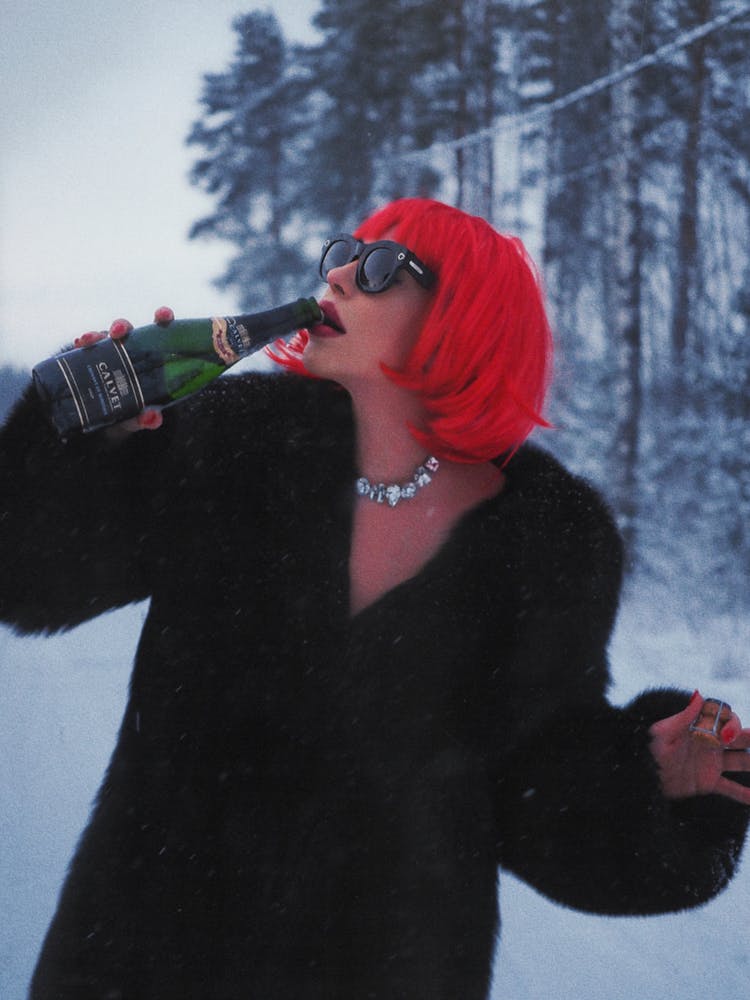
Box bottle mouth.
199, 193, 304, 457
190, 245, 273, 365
311, 298, 326, 325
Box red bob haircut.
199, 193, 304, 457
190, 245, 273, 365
270, 198, 553, 463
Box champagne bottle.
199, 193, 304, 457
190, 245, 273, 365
32, 297, 322, 438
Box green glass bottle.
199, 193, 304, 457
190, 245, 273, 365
32, 297, 322, 438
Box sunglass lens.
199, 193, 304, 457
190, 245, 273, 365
360, 247, 397, 291
322, 239, 354, 277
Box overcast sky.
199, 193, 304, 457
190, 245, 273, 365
0, 1, 319, 368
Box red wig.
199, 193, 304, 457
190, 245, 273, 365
270, 198, 553, 463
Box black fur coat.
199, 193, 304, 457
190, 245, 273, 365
1, 373, 747, 1000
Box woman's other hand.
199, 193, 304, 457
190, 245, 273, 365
73, 307, 174, 433
650, 690, 750, 804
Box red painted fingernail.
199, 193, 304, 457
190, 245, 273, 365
689, 690, 701, 706
154, 306, 174, 326
139, 409, 162, 430
721, 727, 736, 745
109, 318, 133, 338
74, 331, 101, 349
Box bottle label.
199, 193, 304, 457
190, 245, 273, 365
212, 317, 246, 364
55, 338, 145, 431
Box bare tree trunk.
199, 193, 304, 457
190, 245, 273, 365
452, 1, 468, 208
670, 0, 710, 383
477, 0, 496, 219
452, 0, 497, 217
607, 0, 645, 560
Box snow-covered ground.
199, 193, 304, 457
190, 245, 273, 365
1, 585, 748, 999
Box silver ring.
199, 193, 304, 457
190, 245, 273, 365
689, 698, 732, 741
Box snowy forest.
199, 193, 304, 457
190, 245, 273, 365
184, 0, 750, 610
2, 2, 750, 998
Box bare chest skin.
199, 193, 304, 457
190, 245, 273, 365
348, 466, 505, 616
348, 500, 452, 616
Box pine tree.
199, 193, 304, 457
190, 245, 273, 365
515, 2, 619, 499
628, 1, 750, 604
412, 0, 506, 216
297, 0, 444, 230
186, 11, 311, 308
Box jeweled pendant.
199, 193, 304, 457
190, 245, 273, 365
386, 485, 402, 507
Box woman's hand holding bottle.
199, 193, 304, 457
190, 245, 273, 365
72, 308, 173, 434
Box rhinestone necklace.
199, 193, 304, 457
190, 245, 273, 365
355, 456, 440, 508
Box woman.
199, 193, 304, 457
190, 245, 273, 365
2, 198, 748, 999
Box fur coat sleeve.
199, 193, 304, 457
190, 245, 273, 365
0, 373, 288, 631
479, 448, 749, 914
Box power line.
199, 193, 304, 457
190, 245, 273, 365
400, 1, 750, 164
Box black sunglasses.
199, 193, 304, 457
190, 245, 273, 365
319, 233, 437, 293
